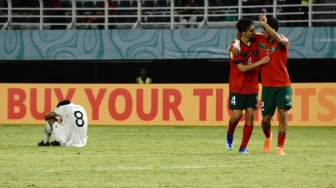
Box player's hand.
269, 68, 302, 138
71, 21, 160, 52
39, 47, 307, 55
259, 11, 267, 26
260, 55, 270, 65
55, 116, 62, 123
231, 46, 240, 56
230, 39, 241, 56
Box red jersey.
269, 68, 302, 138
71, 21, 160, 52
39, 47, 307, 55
229, 41, 260, 94
256, 33, 291, 87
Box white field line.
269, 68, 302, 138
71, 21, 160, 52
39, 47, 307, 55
117, 165, 229, 170
121, 164, 249, 170
117, 162, 336, 171
1, 163, 335, 173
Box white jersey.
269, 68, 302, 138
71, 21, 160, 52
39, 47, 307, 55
54, 103, 88, 147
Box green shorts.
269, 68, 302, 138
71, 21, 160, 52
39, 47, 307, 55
261, 86, 292, 116
229, 93, 258, 110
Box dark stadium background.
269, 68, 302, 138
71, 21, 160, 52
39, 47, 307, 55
0, 58, 335, 83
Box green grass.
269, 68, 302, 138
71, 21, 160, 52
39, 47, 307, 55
0, 125, 335, 188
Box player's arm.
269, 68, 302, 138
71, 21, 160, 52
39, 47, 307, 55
236, 55, 270, 73
230, 32, 264, 56
259, 14, 286, 49
44, 111, 57, 121
229, 32, 242, 57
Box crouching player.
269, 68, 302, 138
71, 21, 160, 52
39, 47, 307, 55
38, 100, 88, 147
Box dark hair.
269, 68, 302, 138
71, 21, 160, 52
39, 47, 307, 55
236, 18, 254, 33
267, 17, 278, 32
57, 100, 71, 107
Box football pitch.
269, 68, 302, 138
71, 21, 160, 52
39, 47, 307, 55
0, 125, 335, 188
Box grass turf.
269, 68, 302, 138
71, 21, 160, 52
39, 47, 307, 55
0, 125, 335, 188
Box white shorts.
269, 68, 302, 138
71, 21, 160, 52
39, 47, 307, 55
51, 122, 66, 146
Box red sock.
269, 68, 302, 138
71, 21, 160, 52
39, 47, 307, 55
227, 121, 238, 135
277, 132, 286, 148
240, 124, 254, 148
263, 128, 272, 139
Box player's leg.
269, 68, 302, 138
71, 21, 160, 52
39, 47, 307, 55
276, 109, 288, 155
261, 86, 277, 153
262, 114, 273, 139
228, 110, 243, 134
226, 93, 244, 150
238, 107, 254, 154
239, 93, 258, 154
226, 109, 243, 150
275, 86, 292, 155
261, 114, 273, 154
49, 119, 66, 146
37, 122, 53, 146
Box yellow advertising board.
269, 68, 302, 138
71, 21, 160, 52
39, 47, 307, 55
0, 83, 335, 126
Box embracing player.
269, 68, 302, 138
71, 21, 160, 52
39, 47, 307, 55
231, 12, 292, 155
225, 18, 270, 154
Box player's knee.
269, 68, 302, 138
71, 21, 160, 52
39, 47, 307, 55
47, 119, 58, 128
230, 115, 243, 124
262, 114, 272, 122
278, 109, 288, 116
245, 112, 255, 121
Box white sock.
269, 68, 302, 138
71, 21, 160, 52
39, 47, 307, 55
43, 122, 52, 144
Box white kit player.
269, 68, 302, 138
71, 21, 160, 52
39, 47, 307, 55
38, 100, 88, 147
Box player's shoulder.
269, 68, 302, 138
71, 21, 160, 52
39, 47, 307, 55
279, 34, 286, 38
74, 104, 87, 111
72, 103, 84, 108
65, 103, 84, 109
279, 34, 288, 41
